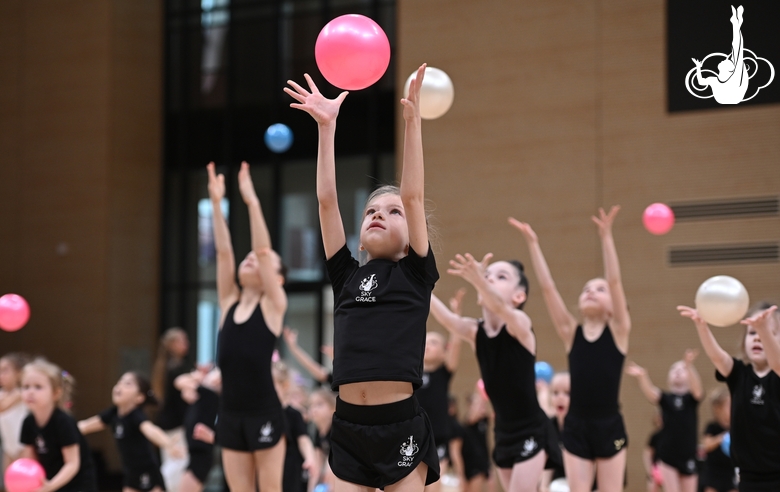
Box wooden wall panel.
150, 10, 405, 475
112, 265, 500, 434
400, 0, 779, 488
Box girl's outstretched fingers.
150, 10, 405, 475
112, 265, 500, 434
449, 288, 467, 316
508, 217, 537, 242
684, 348, 699, 363
741, 305, 778, 326
591, 205, 621, 232
677, 305, 704, 323
207, 162, 225, 200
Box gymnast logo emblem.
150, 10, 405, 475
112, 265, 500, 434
686, 5, 774, 104
258, 421, 274, 443
398, 436, 419, 467
115, 424, 124, 439
614, 438, 625, 451
674, 396, 683, 410
139, 474, 150, 489
751, 384, 765, 405
35, 436, 48, 454
356, 274, 378, 302
520, 437, 538, 457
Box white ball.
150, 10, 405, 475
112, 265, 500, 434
403, 67, 454, 120
695, 275, 750, 327
550, 478, 570, 492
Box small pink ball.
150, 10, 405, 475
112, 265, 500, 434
643, 203, 675, 235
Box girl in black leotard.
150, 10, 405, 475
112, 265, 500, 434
625, 350, 703, 492
206, 162, 288, 492
512, 207, 631, 492
430, 255, 560, 492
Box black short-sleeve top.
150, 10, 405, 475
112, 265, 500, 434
99, 406, 159, 475
327, 244, 438, 390
20, 409, 97, 492
716, 358, 780, 475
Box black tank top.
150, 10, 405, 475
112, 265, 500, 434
475, 321, 546, 432
217, 302, 281, 413
415, 365, 453, 441
568, 325, 624, 418
326, 244, 438, 390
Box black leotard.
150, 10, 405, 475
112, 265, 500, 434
475, 322, 546, 431
415, 365, 452, 442
217, 302, 281, 412
568, 325, 624, 418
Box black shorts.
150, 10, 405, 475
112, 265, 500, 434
217, 407, 286, 451
493, 416, 561, 470
464, 465, 490, 481
700, 468, 737, 492
659, 456, 698, 476
329, 396, 440, 489
562, 412, 628, 460
124, 468, 166, 491
739, 471, 780, 492
187, 449, 214, 483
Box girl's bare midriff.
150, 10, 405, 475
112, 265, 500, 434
339, 381, 413, 406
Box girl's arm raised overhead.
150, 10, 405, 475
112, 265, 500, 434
238, 162, 287, 335
683, 349, 704, 401
207, 162, 240, 320
285, 75, 348, 259
678, 306, 734, 378
399, 63, 429, 256
742, 305, 780, 376
624, 361, 661, 404
444, 288, 466, 372
509, 219, 577, 349
448, 253, 535, 354
283, 327, 331, 384
430, 293, 478, 347
592, 206, 631, 351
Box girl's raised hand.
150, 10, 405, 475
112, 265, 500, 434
237, 161, 259, 205
741, 305, 779, 329
285, 74, 348, 126
624, 360, 647, 377
207, 162, 225, 201
508, 217, 538, 243
448, 253, 492, 286
449, 288, 467, 317
677, 305, 705, 325
684, 348, 699, 364
591, 205, 620, 236
401, 63, 426, 122
282, 327, 298, 347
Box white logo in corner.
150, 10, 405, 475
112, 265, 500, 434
751, 384, 765, 405
520, 437, 538, 457
356, 274, 378, 303
259, 421, 274, 443
686, 5, 774, 104
398, 436, 419, 467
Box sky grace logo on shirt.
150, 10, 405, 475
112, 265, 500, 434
751, 384, 765, 405
355, 274, 378, 303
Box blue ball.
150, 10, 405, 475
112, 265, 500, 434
264, 123, 293, 153
313, 484, 330, 492
721, 431, 730, 457
535, 361, 554, 384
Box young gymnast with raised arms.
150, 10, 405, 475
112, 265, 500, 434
285, 64, 440, 492
699, 387, 736, 492
429, 253, 561, 492
678, 301, 780, 491
79, 372, 183, 492
207, 161, 288, 492
511, 207, 630, 492
625, 350, 703, 492
20, 359, 97, 492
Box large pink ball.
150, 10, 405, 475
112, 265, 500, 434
642, 203, 675, 235
315, 14, 390, 91
0, 294, 30, 332
4, 459, 45, 492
